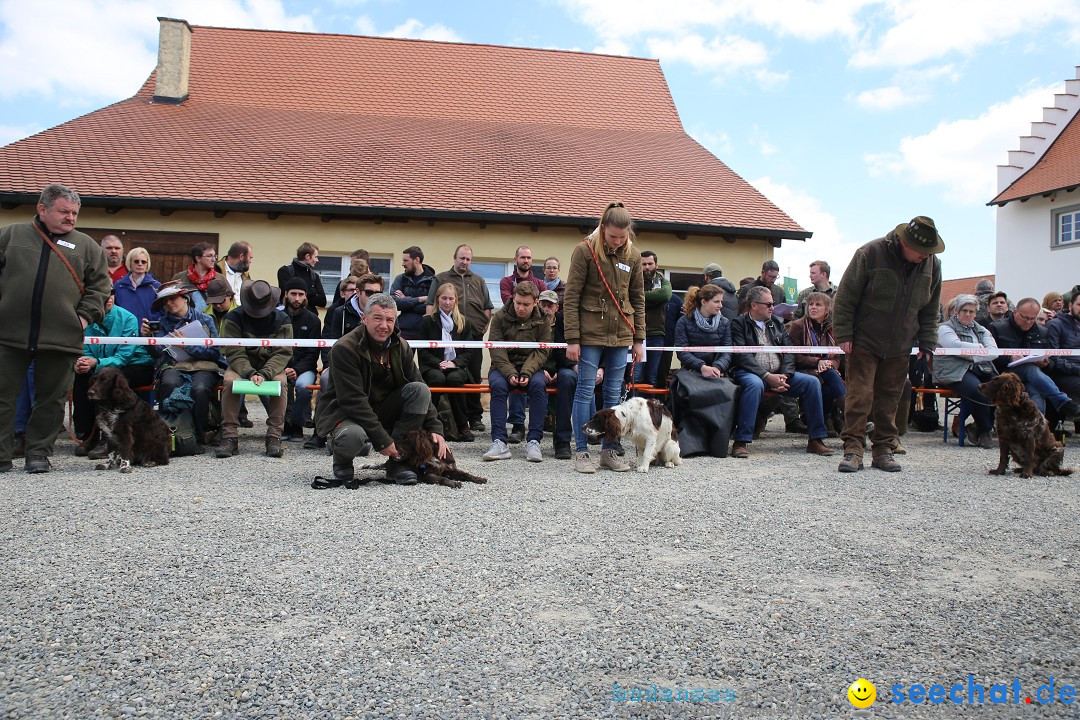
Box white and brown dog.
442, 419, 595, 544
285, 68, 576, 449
584, 397, 682, 472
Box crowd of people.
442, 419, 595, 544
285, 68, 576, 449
3, 185, 1079, 479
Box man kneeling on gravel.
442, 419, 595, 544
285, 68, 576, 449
315, 292, 448, 485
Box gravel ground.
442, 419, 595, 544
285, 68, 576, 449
2, 405, 1079, 720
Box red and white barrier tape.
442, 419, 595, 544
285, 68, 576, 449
81, 336, 1080, 356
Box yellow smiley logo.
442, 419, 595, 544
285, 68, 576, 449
848, 678, 876, 709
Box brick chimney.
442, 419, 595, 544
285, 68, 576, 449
152, 17, 192, 104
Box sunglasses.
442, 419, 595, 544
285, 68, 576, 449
360, 289, 380, 296
754, 301, 776, 308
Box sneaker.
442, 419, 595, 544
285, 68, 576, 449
554, 443, 572, 460
598, 448, 630, 472
838, 453, 863, 473
507, 425, 525, 444
525, 439, 543, 462
239, 418, 255, 429
483, 439, 512, 461
612, 440, 626, 457
963, 422, 980, 447
871, 452, 902, 472
730, 441, 750, 459
574, 451, 596, 473
806, 438, 835, 456
469, 419, 486, 432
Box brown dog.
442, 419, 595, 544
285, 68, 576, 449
979, 373, 1073, 478
391, 430, 488, 488
87, 368, 171, 472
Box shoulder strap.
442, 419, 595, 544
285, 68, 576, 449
33, 223, 85, 295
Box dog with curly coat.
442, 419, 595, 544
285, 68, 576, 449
87, 367, 171, 472
979, 372, 1073, 478
584, 397, 682, 473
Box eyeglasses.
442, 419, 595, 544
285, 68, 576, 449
201, 254, 217, 260
753, 301, 776, 308
1018, 312, 1038, 323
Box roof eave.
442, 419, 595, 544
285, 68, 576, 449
989, 183, 1080, 207
0, 193, 812, 241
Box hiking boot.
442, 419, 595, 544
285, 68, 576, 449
239, 417, 254, 429
456, 429, 476, 442
385, 457, 418, 485
786, 418, 808, 434
0, 460, 12, 473
332, 460, 354, 482
25, 455, 51, 474
554, 443, 572, 460
282, 423, 304, 442
871, 452, 902, 472
13, 433, 26, 459
806, 438, 835, 456
598, 449, 630, 472
87, 440, 110, 460
1059, 400, 1080, 422
893, 441, 907, 455
574, 451, 595, 473
483, 439, 511, 461
469, 419, 486, 432
525, 439, 543, 462
74, 435, 95, 457
730, 441, 750, 459
507, 425, 525, 444
838, 453, 863, 473
215, 437, 238, 458
265, 437, 284, 458
303, 434, 326, 450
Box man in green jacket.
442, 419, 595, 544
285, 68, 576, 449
638, 250, 671, 387
216, 280, 294, 459
316, 293, 447, 485
0, 184, 111, 473
832, 216, 944, 473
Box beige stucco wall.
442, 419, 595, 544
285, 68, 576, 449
0, 206, 776, 290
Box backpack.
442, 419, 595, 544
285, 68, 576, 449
161, 408, 200, 457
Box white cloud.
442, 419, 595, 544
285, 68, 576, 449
750, 176, 862, 281
749, 125, 777, 156
687, 126, 733, 157
0, 123, 41, 147
855, 85, 923, 110
0, 0, 315, 103
646, 33, 768, 73
754, 67, 790, 89
384, 18, 464, 43
864, 84, 1060, 205
850, 0, 1080, 69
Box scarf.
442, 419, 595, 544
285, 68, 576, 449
440, 311, 457, 362
693, 308, 721, 332
545, 278, 561, 291
186, 265, 217, 292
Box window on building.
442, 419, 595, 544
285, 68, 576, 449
1054, 205, 1080, 247
315, 255, 392, 298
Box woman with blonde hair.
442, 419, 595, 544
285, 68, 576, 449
563, 202, 646, 473
1043, 291, 1064, 321
113, 247, 161, 326
418, 282, 477, 441
787, 292, 846, 434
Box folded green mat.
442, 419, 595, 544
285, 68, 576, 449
231, 380, 282, 396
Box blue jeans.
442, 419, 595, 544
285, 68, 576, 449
573, 345, 627, 451
15, 361, 35, 434
818, 368, 847, 419
732, 370, 827, 442
508, 394, 526, 428
631, 336, 665, 387
944, 371, 995, 432
288, 370, 317, 427
1012, 364, 1071, 415
489, 369, 548, 443
553, 367, 584, 447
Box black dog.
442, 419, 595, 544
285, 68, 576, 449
87, 368, 171, 472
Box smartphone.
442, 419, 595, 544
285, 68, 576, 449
147, 320, 161, 332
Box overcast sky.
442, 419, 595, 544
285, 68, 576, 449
3, 0, 1079, 286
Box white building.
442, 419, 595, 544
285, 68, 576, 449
991, 66, 1080, 300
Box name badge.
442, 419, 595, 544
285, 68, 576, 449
617, 262, 630, 272
57, 240, 76, 249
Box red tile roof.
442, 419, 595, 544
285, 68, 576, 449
991, 110, 1080, 205
941, 275, 994, 305
0, 25, 808, 238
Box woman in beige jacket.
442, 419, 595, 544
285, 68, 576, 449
562, 202, 646, 473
